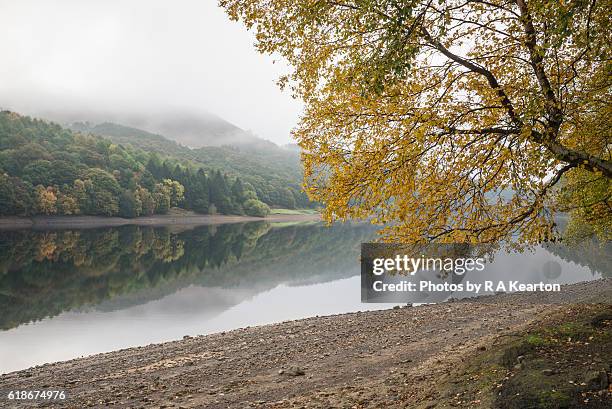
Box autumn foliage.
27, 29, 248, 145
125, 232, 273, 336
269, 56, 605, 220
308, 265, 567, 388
222, 0, 611, 244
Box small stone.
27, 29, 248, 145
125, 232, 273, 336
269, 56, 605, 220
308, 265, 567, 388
587, 370, 609, 391
282, 366, 305, 376
542, 369, 554, 376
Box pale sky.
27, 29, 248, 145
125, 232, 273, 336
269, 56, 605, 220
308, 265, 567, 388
0, 0, 303, 144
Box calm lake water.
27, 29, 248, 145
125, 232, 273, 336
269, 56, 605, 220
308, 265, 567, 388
0, 221, 609, 374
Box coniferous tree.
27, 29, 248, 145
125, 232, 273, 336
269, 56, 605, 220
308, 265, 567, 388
231, 178, 247, 214
119, 190, 142, 218
209, 170, 233, 214
146, 154, 162, 179
190, 169, 210, 214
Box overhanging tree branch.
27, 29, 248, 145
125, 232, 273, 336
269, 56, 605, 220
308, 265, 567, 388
420, 27, 523, 127
420, 22, 612, 178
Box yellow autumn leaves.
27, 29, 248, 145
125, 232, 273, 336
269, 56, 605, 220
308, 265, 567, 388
221, 0, 611, 245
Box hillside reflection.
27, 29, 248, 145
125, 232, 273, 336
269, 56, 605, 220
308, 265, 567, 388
0, 222, 608, 331
0, 222, 377, 330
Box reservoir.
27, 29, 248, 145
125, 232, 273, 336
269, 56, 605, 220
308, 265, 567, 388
0, 221, 607, 374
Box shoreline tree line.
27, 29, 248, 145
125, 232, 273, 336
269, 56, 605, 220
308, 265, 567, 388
0, 111, 288, 218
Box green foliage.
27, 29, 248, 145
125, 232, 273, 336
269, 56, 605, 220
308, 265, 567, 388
70, 121, 316, 210
557, 168, 611, 244
118, 190, 142, 218
243, 198, 271, 217
136, 186, 155, 216
188, 169, 210, 214
209, 170, 234, 214
0, 174, 35, 216
153, 184, 171, 214
0, 111, 313, 217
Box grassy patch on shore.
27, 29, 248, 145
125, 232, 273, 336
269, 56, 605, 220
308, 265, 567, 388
270, 208, 319, 215
430, 305, 611, 408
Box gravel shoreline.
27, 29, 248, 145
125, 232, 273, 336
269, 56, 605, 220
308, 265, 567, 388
1, 279, 610, 408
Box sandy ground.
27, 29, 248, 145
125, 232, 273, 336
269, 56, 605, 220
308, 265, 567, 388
1, 279, 610, 408
0, 213, 320, 230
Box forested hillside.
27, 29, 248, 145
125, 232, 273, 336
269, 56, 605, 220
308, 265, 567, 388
68, 121, 311, 209
0, 111, 311, 218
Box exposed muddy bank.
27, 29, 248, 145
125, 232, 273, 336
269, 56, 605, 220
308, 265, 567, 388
1, 279, 609, 408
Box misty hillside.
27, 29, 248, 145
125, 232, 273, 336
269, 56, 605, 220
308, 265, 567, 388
66, 121, 311, 208
37, 108, 277, 149
68, 121, 302, 181
135, 111, 277, 150
68, 122, 187, 155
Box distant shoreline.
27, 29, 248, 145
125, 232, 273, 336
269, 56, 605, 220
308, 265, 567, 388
0, 213, 321, 230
